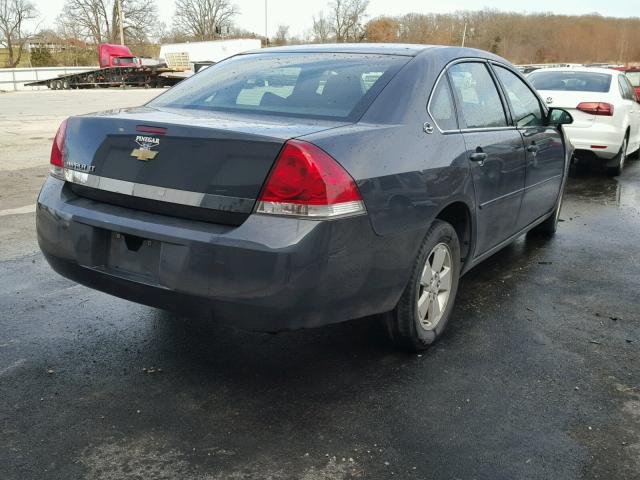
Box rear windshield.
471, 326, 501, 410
528, 71, 612, 93
148, 53, 410, 121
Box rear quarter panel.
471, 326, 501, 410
301, 52, 474, 239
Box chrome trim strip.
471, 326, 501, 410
427, 57, 523, 134
524, 174, 563, 192
479, 187, 525, 209
64, 169, 255, 213
478, 174, 563, 209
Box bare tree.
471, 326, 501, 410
0, 0, 37, 67
311, 11, 331, 43
58, 0, 157, 45
172, 0, 238, 41
330, 0, 369, 43
274, 24, 288, 45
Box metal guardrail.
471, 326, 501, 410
0, 66, 94, 91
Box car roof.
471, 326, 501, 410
244, 43, 438, 56
529, 66, 617, 75
242, 43, 502, 59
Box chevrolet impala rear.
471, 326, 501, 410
36, 49, 415, 331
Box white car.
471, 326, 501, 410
528, 67, 640, 175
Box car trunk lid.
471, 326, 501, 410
63, 107, 349, 225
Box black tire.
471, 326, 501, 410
61, 79, 70, 89
607, 135, 628, 177
385, 220, 461, 352
531, 187, 564, 237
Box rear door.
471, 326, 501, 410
492, 64, 565, 229
448, 61, 526, 256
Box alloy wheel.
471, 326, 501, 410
416, 243, 452, 330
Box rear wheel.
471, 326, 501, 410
607, 135, 628, 176
385, 220, 461, 351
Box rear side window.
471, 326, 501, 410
528, 71, 612, 93
623, 76, 638, 99
494, 65, 544, 128
148, 53, 410, 121
618, 75, 635, 101
448, 63, 507, 129
429, 77, 458, 131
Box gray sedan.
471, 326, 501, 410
36, 44, 573, 350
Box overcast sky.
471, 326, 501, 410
32, 0, 638, 38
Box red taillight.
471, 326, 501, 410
576, 102, 614, 116
49, 118, 68, 178
256, 139, 365, 218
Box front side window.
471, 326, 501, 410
114, 57, 137, 65
148, 53, 410, 121
429, 77, 458, 131
448, 62, 507, 129
494, 65, 544, 128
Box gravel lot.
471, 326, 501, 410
1, 89, 639, 480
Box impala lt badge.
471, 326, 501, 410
131, 135, 160, 161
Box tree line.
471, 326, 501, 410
2, 0, 639, 68
364, 10, 640, 65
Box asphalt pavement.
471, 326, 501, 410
1, 90, 639, 480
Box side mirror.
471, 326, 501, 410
547, 107, 573, 126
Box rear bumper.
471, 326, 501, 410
36, 177, 420, 331
563, 125, 623, 160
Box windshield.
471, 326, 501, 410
148, 52, 410, 121
528, 71, 612, 93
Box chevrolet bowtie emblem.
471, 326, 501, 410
131, 135, 160, 161
131, 148, 158, 161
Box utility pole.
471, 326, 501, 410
461, 23, 467, 47
117, 0, 125, 45
264, 0, 268, 45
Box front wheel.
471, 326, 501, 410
385, 220, 461, 352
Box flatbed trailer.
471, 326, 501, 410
25, 65, 183, 90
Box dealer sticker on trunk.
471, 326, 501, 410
131, 135, 160, 161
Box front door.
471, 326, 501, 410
448, 62, 527, 256
492, 64, 565, 229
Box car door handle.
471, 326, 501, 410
526, 144, 540, 154
469, 152, 488, 162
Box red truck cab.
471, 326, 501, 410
98, 43, 141, 68
612, 66, 640, 98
